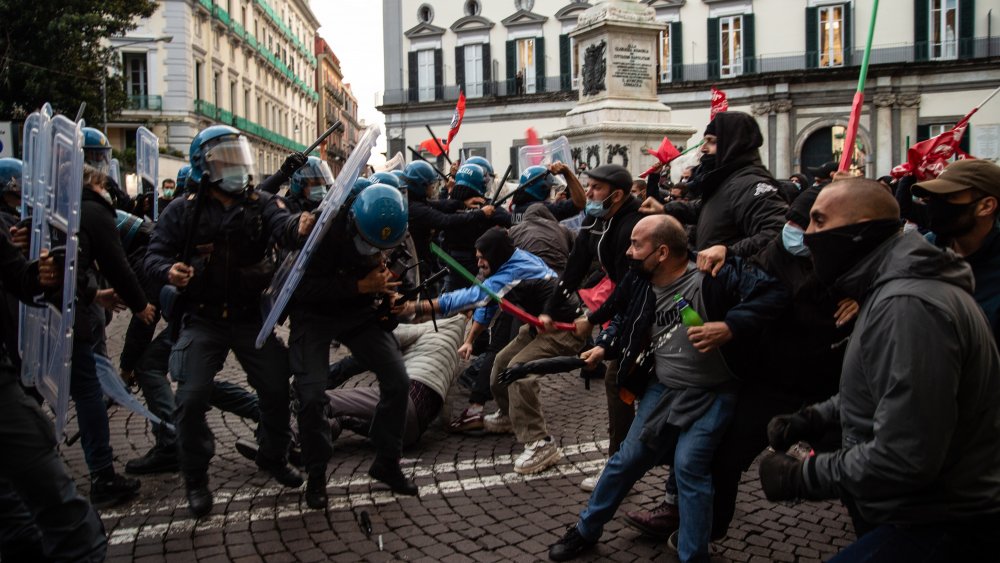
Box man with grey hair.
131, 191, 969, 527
760, 178, 1000, 561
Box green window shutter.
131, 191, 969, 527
707, 18, 720, 80
456, 46, 466, 94
506, 40, 516, 94
842, 2, 853, 66
408, 51, 418, 102
805, 7, 818, 68
960, 125, 971, 153
914, 0, 929, 61
671, 22, 684, 82
482, 43, 492, 94
742, 14, 756, 74
535, 36, 546, 92
560, 34, 571, 91
434, 48, 443, 100
958, 0, 975, 59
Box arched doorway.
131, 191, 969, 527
795, 120, 871, 177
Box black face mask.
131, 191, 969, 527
627, 249, 658, 280
804, 219, 902, 287
926, 196, 985, 238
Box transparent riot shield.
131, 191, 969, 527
94, 354, 173, 431
109, 158, 122, 196
17, 108, 51, 385
381, 151, 405, 172
518, 135, 572, 171
20, 114, 84, 439
256, 125, 381, 349
136, 126, 159, 219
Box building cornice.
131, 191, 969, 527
450, 15, 495, 33
501, 9, 549, 28
404, 21, 447, 39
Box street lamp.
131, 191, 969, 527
102, 35, 173, 134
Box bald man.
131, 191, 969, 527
759, 179, 1000, 561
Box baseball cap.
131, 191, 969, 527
585, 164, 632, 191
913, 159, 1000, 199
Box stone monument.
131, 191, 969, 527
553, 0, 696, 178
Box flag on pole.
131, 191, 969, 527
839, 0, 880, 172
710, 86, 728, 119
419, 137, 447, 157
890, 115, 973, 180
639, 137, 682, 178
526, 127, 540, 147
444, 91, 467, 156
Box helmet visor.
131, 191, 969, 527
85, 147, 112, 175
203, 137, 256, 192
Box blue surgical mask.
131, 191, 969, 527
307, 185, 327, 202
781, 223, 810, 257
585, 192, 616, 218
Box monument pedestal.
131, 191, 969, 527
553, 0, 696, 176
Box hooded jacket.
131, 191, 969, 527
929, 221, 1000, 341
803, 232, 1000, 524
664, 112, 787, 255
509, 204, 574, 274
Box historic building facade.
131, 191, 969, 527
316, 37, 364, 176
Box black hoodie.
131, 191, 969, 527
664, 112, 787, 256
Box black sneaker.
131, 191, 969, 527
185, 476, 213, 517
549, 525, 597, 561
125, 445, 179, 475
234, 438, 259, 462
305, 468, 328, 509
265, 463, 303, 488
368, 458, 418, 496
90, 473, 141, 509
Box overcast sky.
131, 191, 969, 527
312, 1, 387, 159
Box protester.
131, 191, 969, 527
630, 179, 647, 201
759, 178, 1000, 561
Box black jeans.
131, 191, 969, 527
170, 315, 292, 479
0, 376, 106, 562
290, 310, 409, 468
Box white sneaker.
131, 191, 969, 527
580, 462, 605, 492
514, 437, 562, 475
483, 410, 514, 434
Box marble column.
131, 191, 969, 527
873, 93, 896, 176
772, 100, 793, 179
751, 102, 772, 172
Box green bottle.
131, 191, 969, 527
673, 294, 704, 327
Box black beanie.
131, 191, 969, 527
787, 186, 821, 228
704, 118, 717, 137
475, 227, 516, 272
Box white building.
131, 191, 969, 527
107, 0, 321, 180
380, 0, 1000, 180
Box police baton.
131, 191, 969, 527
493, 170, 553, 208
487, 164, 513, 205
406, 146, 450, 182
423, 124, 452, 166
304, 121, 344, 155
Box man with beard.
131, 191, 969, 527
640, 112, 787, 276
911, 158, 1000, 339
759, 178, 1000, 561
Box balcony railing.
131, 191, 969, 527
195, 99, 312, 154
126, 95, 163, 111
381, 37, 1000, 106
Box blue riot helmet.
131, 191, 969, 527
466, 156, 494, 180
0, 158, 22, 211
351, 177, 373, 197
389, 169, 407, 186
402, 160, 438, 198
82, 127, 113, 175
454, 163, 487, 196
189, 125, 257, 194
176, 165, 191, 193
350, 184, 408, 255
519, 165, 555, 201
369, 171, 401, 190
290, 156, 335, 202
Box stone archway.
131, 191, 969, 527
793, 117, 874, 178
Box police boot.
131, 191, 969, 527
265, 463, 304, 488
185, 475, 212, 518
368, 457, 418, 496
305, 466, 328, 510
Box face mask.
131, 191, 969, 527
99, 190, 114, 207
215, 166, 250, 194
307, 185, 328, 202
353, 234, 382, 256
585, 191, 617, 218
162, 188, 175, 199
627, 249, 659, 280
698, 154, 717, 172
781, 223, 810, 257
803, 219, 902, 287
926, 196, 984, 238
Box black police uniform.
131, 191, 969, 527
510, 199, 579, 225
288, 210, 409, 474
145, 188, 302, 483
439, 186, 511, 292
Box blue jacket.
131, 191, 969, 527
437, 248, 578, 325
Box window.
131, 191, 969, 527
659, 27, 671, 83
465, 43, 484, 98
195, 61, 203, 99
417, 49, 435, 102
417, 4, 434, 24
930, 0, 957, 60
213, 72, 221, 108
245, 89, 251, 119
572, 37, 580, 88
122, 53, 148, 97
517, 38, 537, 93
464, 0, 481, 16
230, 81, 237, 114
515, 0, 534, 10
194, 17, 202, 38
819, 5, 845, 67
719, 15, 743, 78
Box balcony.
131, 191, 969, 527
381, 75, 575, 106
127, 95, 162, 111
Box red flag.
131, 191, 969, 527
890, 112, 974, 180
526, 127, 540, 147
419, 137, 447, 157
710, 86, 729, 119
639, 137, 682, 178
443, 91, 467, 156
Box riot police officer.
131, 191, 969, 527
144, 125, 315, 517
82, 127, 132, 212
289, 184, 415, 508
285, 156, 334, 213
0, 158, 22, 220
510, 162, 586, 224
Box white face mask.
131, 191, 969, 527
781, 222, 810, 257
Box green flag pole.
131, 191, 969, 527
839, 0, 879, 173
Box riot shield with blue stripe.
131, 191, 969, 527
255, 125, 381, 349
136, 126, 159, 219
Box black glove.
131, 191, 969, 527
496, 363, 529, 387
766, 407, 826, 452
759, 452, 808, 502
279, 152, 308, 177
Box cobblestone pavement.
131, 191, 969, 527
56, 315, 855, 562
